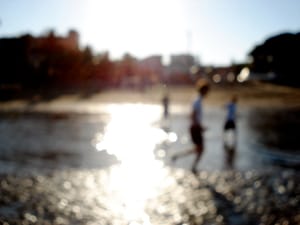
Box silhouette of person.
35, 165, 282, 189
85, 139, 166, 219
223, 95, 238, 149
172, 78, 210, 173
162, 86, 170, 119
162, 93, 169, 118
223, 95, 238, 169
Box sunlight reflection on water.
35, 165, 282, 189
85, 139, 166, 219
93, 103, 177, 223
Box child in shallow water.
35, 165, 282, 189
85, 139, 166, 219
223, 94, 238, 149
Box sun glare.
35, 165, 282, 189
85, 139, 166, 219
82, 0, 186, 58
93, 103, 177, 222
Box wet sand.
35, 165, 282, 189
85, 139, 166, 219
0, 81, 300, 224
0, 168, 299, 225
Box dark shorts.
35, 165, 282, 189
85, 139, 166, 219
224, 120, 236, 130
190, 124, 203, 146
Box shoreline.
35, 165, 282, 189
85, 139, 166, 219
0, 81, 300, 110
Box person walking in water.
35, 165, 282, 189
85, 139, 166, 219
223, 94, 238, 150
172, 78, 210, 173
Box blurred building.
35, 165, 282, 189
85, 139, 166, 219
27, 30, 80, 69
139, 55, 164, 85
166, 54, 197, 84
31, 30, 79, 51
168, 54, 196, 75
0, 30, 88, 90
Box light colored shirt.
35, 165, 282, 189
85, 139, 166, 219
226, 102, 236, 121
192, 96, 202, 124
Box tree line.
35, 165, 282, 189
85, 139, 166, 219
0, 29, 299, 100
249, 32, 300, 87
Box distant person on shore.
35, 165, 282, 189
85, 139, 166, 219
172, 78, 210, 173
160, 85, 171, 130
162, 90, 170, 119
223, 94, 238, 150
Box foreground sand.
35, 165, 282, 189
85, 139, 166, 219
0, 168, 299, 225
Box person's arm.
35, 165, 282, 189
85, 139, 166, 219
191, 109, 198, 125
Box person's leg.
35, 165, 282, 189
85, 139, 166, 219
224, 144, 236, 169
233, 121, 237, 148
171, 149, 194, 161
191, 145, 203, 172
224, 120, 236, 149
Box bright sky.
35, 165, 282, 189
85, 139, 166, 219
1, 0, 300, 66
